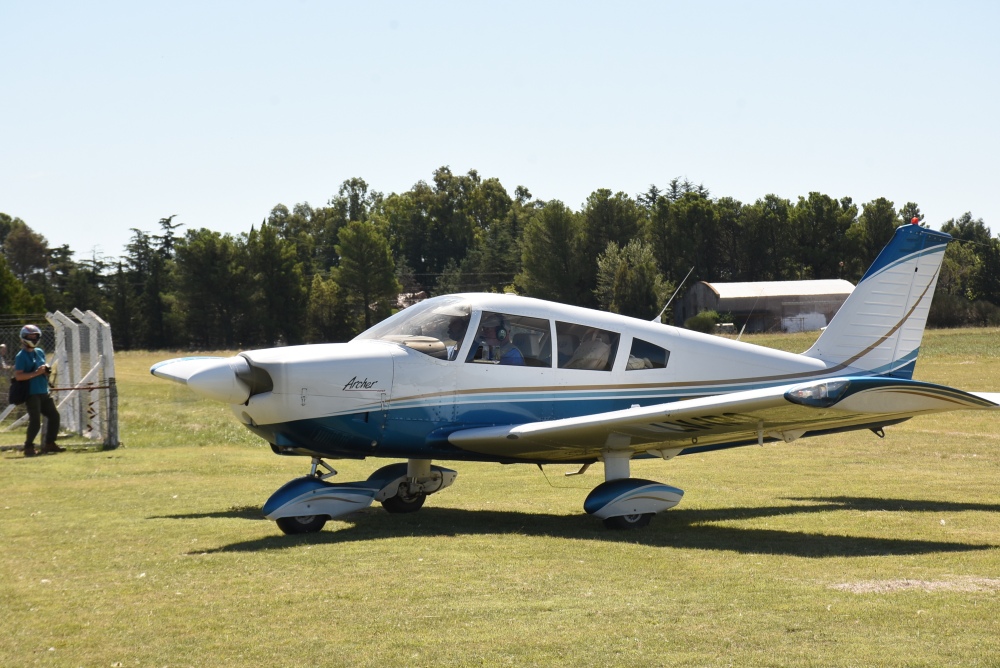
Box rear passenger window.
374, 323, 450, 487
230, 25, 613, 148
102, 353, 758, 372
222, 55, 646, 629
556, 322, 620, 371
627, 338, 670, 370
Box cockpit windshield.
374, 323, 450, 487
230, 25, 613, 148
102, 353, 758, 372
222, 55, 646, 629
354, 296, 472, 360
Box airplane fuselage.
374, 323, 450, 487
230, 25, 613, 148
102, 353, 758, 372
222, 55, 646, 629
232, 294, 836, 464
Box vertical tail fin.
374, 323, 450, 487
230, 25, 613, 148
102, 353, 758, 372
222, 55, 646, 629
804, 224, 952, 379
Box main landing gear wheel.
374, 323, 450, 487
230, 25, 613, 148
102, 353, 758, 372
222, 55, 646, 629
276, 514, 328, 535
381, 489, 427, 514
603, 513, 653, 530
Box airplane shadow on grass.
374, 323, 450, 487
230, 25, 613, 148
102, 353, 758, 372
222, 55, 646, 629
152, 496, 1000, 558
153, 506, 267, 521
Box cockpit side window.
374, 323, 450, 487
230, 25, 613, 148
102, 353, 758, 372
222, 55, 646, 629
555, 321, 620, 371
627, 337, 670, 370
467, 312, 552, 367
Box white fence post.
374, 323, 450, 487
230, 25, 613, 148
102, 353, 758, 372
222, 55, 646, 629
84, 310, 118, 449
72, 308, 103, 441
46, 311, 82, 434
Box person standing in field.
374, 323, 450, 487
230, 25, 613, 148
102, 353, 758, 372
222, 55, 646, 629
14, 325, 63, 458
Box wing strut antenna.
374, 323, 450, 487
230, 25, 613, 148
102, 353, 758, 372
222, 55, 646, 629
653, 266, 695, 324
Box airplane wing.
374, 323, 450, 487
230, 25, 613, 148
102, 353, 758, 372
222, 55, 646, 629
447, 377, 1000, 461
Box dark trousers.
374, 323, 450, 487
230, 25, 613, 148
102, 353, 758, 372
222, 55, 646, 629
25, 393, 60, 446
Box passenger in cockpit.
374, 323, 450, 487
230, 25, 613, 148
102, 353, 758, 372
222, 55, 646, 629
475, 313, 524, 365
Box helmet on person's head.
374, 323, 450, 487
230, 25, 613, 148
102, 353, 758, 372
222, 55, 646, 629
20, 324, 42, 349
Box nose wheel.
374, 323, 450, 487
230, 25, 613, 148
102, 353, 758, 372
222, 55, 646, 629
263, 460, 458, 535
276, 514, 328, 534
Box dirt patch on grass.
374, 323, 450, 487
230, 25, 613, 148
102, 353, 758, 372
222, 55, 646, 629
830, 577, 1000, 594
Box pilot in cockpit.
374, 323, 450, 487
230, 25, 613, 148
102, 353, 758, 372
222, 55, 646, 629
446, 316, 469, 360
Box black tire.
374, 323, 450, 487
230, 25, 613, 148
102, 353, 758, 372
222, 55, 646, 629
603, 513, 653, 530
275, 514, 328, 534
381, 490, 426, 514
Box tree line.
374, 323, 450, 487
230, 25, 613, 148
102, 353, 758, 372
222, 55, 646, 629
2, 167, 998, 349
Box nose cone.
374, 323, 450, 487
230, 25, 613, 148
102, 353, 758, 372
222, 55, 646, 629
151, 356, 256, 404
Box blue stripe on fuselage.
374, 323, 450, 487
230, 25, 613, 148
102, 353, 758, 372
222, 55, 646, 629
249, 352, 924, 461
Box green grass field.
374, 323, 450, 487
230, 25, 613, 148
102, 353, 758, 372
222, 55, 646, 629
3, 329, 1000, 667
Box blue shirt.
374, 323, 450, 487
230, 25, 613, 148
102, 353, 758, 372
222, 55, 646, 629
497, 344, 524, 366
14, 347, 49, 396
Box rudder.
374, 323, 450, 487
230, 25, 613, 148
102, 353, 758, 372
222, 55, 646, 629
804, 224, 951, 378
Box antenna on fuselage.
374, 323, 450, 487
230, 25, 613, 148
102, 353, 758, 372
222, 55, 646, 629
653, 266, 695, 324
736, 286, 765, 341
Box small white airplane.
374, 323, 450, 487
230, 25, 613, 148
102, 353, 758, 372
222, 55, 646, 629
152, 223, 1000, 534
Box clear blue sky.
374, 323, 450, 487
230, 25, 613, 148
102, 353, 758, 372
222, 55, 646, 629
2, 1, 998, 261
